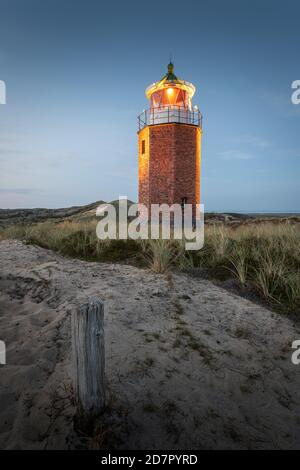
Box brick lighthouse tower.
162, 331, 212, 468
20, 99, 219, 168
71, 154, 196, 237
138, 62, 202, 216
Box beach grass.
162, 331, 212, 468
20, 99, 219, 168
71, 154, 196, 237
1, 219, 299, 313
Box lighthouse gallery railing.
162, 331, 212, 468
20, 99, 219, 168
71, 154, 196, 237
138, 105, 202, 131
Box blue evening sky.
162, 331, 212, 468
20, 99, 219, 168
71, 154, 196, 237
0, 0, 299, 211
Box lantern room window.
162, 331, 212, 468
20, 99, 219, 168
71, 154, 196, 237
150, 88, 190, 109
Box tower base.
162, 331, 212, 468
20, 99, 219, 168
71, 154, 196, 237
138, 123, 201, 215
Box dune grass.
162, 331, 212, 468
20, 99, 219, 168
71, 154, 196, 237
1, 219, 299, 313
194, 223, 300, 312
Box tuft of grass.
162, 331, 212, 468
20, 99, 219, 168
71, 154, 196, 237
226, 248, 248, 285
142, 239, 187, 273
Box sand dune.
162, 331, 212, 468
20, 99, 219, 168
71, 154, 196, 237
0, 240, 300, 449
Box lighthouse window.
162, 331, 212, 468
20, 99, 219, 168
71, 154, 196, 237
141, 140, 145, 154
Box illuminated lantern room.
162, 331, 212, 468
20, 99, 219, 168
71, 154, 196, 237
138, 62, 202, 129
147, 62, 194, 108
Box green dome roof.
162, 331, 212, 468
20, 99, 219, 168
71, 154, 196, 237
162, 62, 178, 82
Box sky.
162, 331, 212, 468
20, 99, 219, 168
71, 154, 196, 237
0, 0, 299, 212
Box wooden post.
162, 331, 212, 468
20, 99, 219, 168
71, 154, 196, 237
72, 298, 105, 427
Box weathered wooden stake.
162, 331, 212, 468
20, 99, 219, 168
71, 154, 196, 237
72, 298, 105, 427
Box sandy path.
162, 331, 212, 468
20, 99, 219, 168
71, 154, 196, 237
0, 240, 299, 449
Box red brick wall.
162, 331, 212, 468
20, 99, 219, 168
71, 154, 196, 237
138, 123, 201, 212
138, 127, 150, 208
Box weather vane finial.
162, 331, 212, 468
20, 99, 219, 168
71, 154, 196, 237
168, 55, 174, 74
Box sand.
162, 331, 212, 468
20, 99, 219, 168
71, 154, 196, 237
0, 239, 300, 449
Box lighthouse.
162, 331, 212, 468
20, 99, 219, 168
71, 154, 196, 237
138, 62, 202, 216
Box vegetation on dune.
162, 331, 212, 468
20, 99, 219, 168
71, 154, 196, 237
1, 220, 299, 314
194, 224, 300, 312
